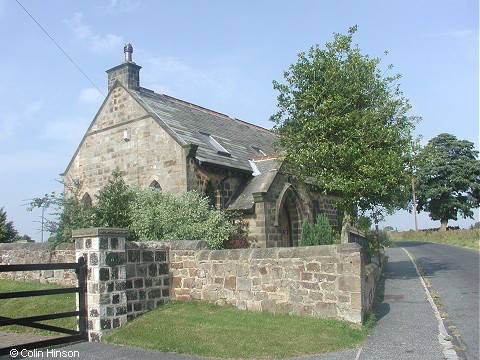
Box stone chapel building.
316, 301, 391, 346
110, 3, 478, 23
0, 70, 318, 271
62, 44, 339, 248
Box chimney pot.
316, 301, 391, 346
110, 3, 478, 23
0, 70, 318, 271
124, 43, 133, 62
107, 43, 141, 91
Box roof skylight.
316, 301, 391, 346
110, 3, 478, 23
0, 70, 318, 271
199, 132, 231, 156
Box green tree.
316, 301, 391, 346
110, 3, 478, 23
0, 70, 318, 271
271, 26, 418, 239
15, 234, 33, 242
94, 168, 133, 228
0, 207, 19, 243
300, 215, 336, 246
55, 181, 95, 242
414, 133, 480, 231
26, 192, 61, 243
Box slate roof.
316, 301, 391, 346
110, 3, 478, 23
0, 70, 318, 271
131, 88, 280, 173
227, 157, 280, 211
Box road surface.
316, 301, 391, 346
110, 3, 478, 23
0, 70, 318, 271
396, 241, 479, 360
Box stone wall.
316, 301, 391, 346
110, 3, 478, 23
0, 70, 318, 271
170, 242, 366, 324
363, 249, 385, 310
0, 243, 76, 286
1, 232, 382, 338
73, 229, 172, 340
125, 241, 171, 320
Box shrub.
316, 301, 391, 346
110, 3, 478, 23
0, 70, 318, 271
365, 229, 391, 260
301, 215, 336, 246
129, 188, 236, 249
93, 168, 133, 229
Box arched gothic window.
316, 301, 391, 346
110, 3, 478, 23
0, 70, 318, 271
204, 181, 215, 207
149, 180, 162, 190
81, 193, 93, 208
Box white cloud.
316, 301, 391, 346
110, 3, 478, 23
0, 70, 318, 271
65, 13, 123, 53
144, 56, 238, 103
104, 0, 140, 13
41, 117, 90, 142
424, 30, 475, 39
79, 87, 104, 105
0, 100, 43, 140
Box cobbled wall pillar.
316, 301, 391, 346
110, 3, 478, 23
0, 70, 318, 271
73, 228, 128, 342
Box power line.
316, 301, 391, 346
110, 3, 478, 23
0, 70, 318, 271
15, 0, 105, 97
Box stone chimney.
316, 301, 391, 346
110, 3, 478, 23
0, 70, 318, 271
106, 43, 142, 91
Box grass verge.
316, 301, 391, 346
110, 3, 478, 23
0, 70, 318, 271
104, 300, 367, 359
389, 228, 479, 251
0, 279, 76, 336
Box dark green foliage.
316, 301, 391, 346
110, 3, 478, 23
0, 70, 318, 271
94, 168, 133, 229
356, 216, 372, 233
0, 207, 18, 243
301, 215, 336, 246
414, 133, 480, 230
55, 182, 95, 242
365, 229, 391, 261
271, 26, 418, 224
14, 234, 32, 242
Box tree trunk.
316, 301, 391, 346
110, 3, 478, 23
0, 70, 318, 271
340, 212, 353, 243
439, 219, 448, 232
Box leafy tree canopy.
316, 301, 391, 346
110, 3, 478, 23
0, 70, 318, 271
94, 168, 133, 229
271, 26, 418, 227
414, 133, 480, 230
0, 207, 19, 243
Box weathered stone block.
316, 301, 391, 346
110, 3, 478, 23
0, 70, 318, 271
306, 262, 320, 272
338, 275, 361, 292
237, 278, 252, 291
224, 276, 236, 290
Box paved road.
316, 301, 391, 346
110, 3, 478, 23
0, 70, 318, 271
397, 241, 480, 360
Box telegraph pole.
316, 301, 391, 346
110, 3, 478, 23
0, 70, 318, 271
412, 178, 419, 231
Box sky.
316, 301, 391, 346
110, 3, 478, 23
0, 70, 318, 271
0, 0, 478, 241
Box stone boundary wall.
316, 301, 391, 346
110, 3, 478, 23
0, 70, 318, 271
0, 243, 76, 286
125, 241, 171, 320
72, 229, 173, 340
0, 231, 382, 338
170, 243, 366, 323
363, 249, 385, 310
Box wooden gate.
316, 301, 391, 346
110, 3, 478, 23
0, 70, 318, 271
0, 257, 87, 356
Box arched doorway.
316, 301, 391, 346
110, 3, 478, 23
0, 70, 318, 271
275, 185, 301, 247
280, 203, 293, 247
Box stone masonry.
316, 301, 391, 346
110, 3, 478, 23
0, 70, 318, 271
0, 243, 76, 286
0, 232, 382, 336
72, 228, 172, 341
171, 242, 366, 323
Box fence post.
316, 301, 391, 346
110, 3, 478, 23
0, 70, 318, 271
73, 228, 128, 341
76, 256, 88, 340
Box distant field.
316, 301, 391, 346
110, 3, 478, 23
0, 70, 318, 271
389, 228, 479, 251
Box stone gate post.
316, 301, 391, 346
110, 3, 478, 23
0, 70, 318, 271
73, 228, 128, 341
